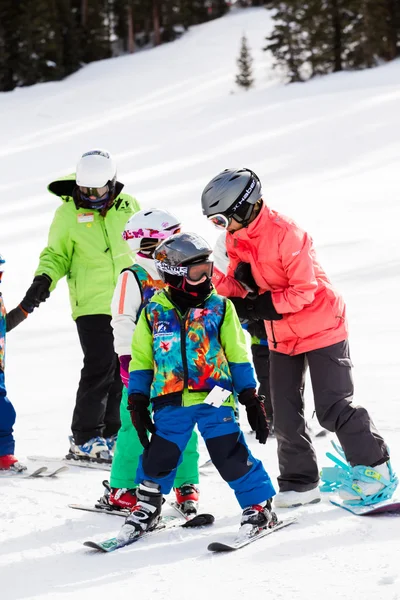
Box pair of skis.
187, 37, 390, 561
28, 454, 111, 471
71, 501, 297, 553
0, 465, 69, 478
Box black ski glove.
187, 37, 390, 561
229, 292, 282, 323
229, 296, 252, 323
247, 291, 282, 321
127, 393, 155, 448
239, 388, 269, 444
22, 274, 52, 310
234, 262, 258, 296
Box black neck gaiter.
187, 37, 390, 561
168, 279, 213, 313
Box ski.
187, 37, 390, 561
0, 466, 48, 479
41, 466, 69, 477
69, 499, 207, 521
207, 517, 297, 552
27, 454, 111, 471
69, 503, 129, 517
83, 512, 214, 553
330, 497, 400, 515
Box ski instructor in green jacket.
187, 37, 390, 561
21, 149, 140, 463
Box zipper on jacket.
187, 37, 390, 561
270, 321, 278, 349
100, 219, 116, 282
180, 311, 189, 389
167, 295, 189, 401
100, 220, 112, 259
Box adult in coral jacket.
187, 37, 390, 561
201, 167, 396, 509
21, 150, 140, 462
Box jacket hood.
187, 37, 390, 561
47, 174, 124, 203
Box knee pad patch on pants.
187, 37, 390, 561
206, 433, 251, 482
142, 433, 181, 478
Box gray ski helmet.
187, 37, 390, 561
201, 168, 262, 224
155, 232, 212, 285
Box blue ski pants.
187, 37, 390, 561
0, 369, 16, 456
136, 404, 275, 509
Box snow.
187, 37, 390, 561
1, 6, 400, 599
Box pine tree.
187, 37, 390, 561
236, 34, 254, 90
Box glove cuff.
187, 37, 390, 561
238, 388, 257, 406
127, 393, 150, 410
35, 274, 52, 286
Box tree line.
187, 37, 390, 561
263, 0, 400, 82
0, 1, 228, 92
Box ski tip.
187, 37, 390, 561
207, 541, 234, 552
83, 540, 112, 552
182, 513, 215, 528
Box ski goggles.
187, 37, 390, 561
208, 207, 254, 230
79, 185, 110, 204
207, 213, 232, 230
156, 260, 213, 281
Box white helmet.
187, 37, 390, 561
123, 208, 181, 255
76, 149, 116, 188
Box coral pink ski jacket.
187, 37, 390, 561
213, 205, 348, 355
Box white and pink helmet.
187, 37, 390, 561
123, 208, 181, 255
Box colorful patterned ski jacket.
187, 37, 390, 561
213, 204, 348, 356
35, 174, 140, 320
128, 289, 256, 410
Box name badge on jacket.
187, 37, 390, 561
77, 213, 94, 223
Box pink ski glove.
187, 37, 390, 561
119, 355, 131, 388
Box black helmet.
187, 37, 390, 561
201, 168, 262, 228
155, 232, 213, 289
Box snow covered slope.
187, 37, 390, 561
1, 7, 400, 600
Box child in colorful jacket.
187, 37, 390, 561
98, 210, 200, 515
0, 255, 32, 472
118, 232, 276, 540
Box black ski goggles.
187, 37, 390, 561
185, 261, 213, 282
156, 260, 213, 281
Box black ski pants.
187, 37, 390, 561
251, 343, 273, 422
270, 340, 389, 492
72, 314, 122, 445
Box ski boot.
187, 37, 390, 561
68, 435, 112, 463
105, 434, 118, 456
97, 480, 137, 511
274, 487, 321, 508
118, 481, 163, 542
0, 454, 27, 473
240, 499, 278, 530
174, 484, 199, 516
